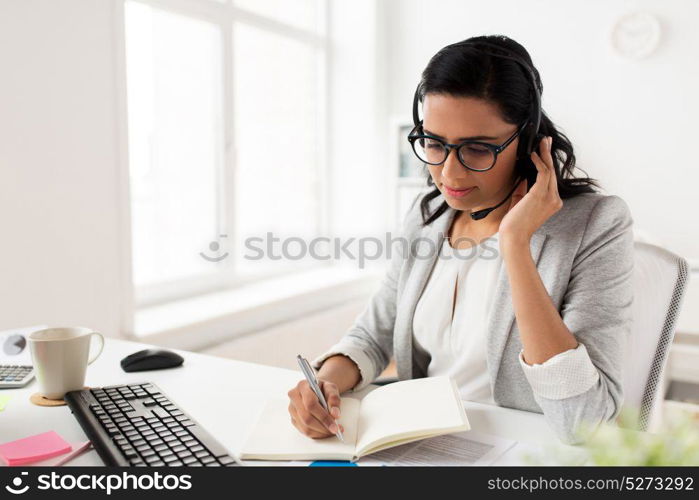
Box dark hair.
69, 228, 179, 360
415, 34, 600, 226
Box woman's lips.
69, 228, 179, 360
443, 184, 475, 198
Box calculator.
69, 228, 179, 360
0, 324, 45, 389
0, 364, 34, 388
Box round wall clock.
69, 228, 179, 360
611, 11, 662, 60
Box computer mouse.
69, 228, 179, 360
120, 348, 184, 372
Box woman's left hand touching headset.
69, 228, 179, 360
499, 135, 563, 245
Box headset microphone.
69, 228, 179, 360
469, 176, 523, 220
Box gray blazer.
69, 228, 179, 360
313, 191, 635, 445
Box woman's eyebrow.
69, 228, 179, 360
423, 128, 498, 141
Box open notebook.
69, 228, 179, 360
240, 376, 470, 462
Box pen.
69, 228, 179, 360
296, 354, 344, 442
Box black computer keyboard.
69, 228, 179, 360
65, 382, 239, 466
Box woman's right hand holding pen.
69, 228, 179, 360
287, 379, 344, 438
287, 354, 361, 439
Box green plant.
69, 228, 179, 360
522, 407, 699, 465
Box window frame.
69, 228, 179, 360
117, 0, 331, 308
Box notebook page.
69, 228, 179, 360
240, 396, 360, 461
355, 376, 469, 457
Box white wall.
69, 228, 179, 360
0, 0, 128, 337
382, 0, 699, 261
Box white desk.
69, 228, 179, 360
0, 337, 569, 466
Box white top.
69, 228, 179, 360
412, 233, 502, 404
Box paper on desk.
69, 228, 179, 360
0, 394, 11, 411
356, 430, 516, 466
0, 441, 92, 467
0, 431, 72, 466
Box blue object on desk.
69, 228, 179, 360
309, 460, 357, 467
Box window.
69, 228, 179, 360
123, 0, 328, 305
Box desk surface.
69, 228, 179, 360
0, 337, 567, 466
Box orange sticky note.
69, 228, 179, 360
0, 431, 72, 466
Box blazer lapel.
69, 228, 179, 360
486, 230, 548, 384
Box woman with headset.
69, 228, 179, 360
287, 35, 634, 445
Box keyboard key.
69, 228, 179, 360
189, 426, 230, 458
219, 456, 237, 466
151, 408, 169, 419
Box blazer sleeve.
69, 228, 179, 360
518, 195, 635, 445
310, 197, 419, 392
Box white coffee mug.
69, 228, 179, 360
28, 327, 105, 399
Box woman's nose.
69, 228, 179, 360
442, 147, 468, 179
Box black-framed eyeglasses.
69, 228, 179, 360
407, 121, 528, 172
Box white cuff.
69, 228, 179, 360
311, 342, 376, 393
518, 343, 599, 400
